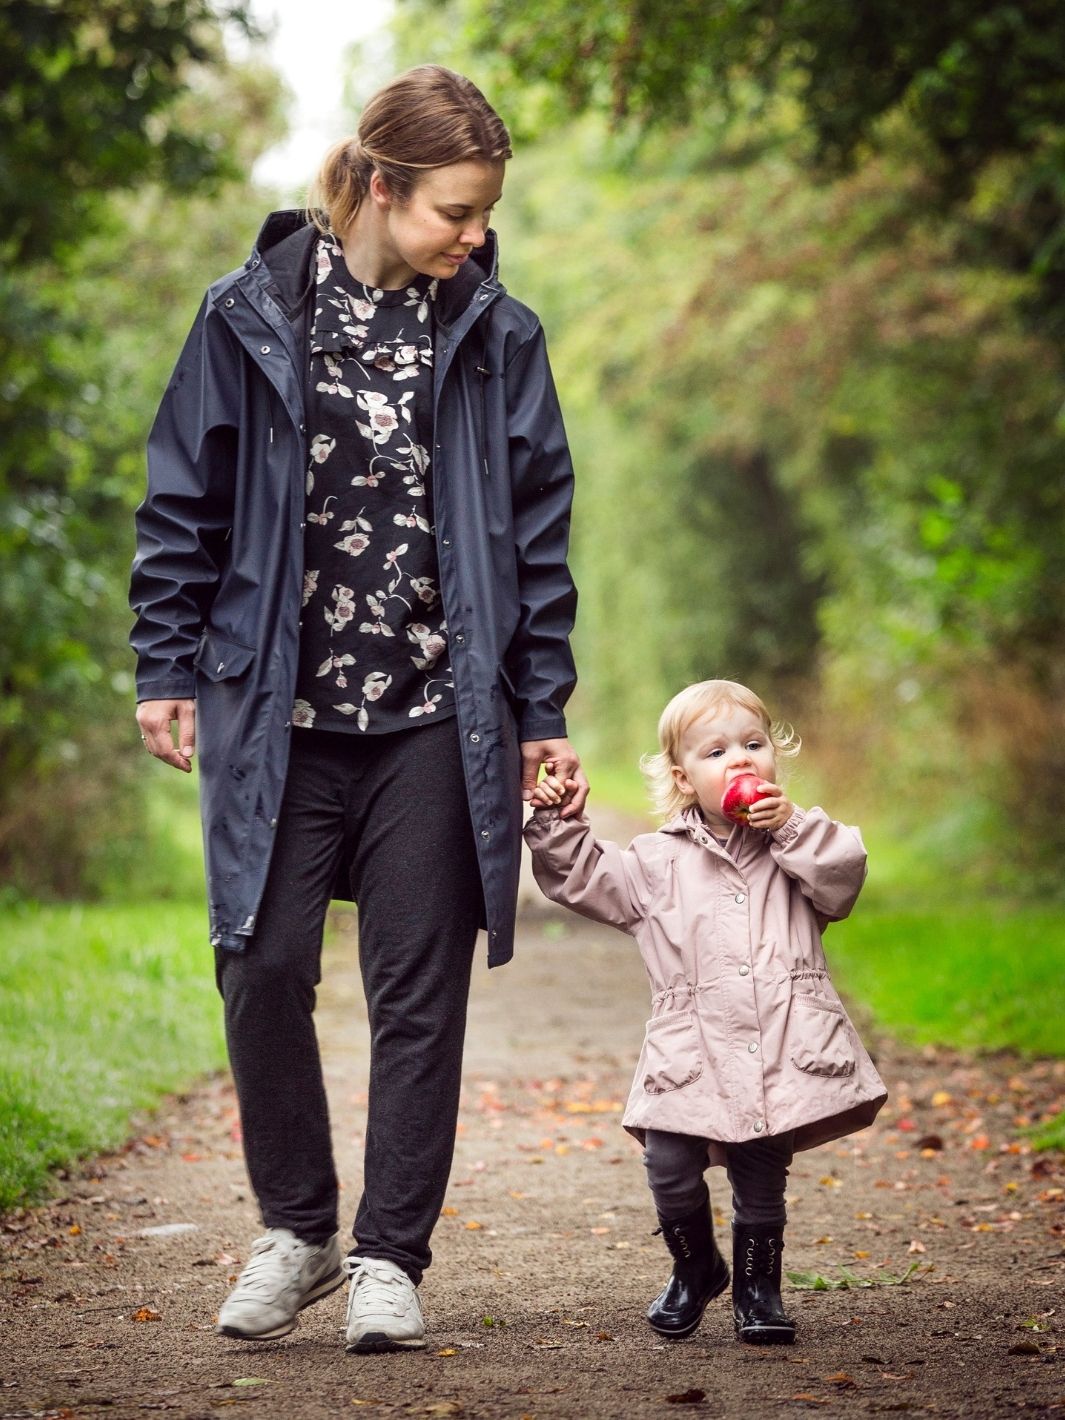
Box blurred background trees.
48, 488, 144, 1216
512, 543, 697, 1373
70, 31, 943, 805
0, 1, 284, 894
1, 0, 1063, 900
392, 0, 1065, 891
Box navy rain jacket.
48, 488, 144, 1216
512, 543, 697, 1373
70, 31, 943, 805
130, 211, 577, 966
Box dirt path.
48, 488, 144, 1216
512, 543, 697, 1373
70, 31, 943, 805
2, 900, 1063, 1419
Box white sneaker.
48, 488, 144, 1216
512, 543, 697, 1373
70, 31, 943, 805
216, 1228, 343, 1340
344, 1256, 427, 1353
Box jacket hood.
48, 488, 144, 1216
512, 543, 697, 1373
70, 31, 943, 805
249, 209, 502, 329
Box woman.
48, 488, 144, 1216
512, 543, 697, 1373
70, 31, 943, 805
130, 65, 586, 1354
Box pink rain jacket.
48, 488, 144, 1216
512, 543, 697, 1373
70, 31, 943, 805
523, 805, 887, 1162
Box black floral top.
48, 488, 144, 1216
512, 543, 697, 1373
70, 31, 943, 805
293, 236, 455, 734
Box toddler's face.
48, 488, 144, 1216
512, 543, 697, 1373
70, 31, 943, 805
671, 703, 777, 832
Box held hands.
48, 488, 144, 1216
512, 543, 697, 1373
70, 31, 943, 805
745, 781, 794, 832
521, 737, 589, 819
136, 699, 196, 772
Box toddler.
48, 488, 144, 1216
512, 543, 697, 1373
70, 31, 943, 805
524, 679, 887, 1345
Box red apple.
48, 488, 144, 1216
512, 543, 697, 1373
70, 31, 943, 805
720, 773, 770, 826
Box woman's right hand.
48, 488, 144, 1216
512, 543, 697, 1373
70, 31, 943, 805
136, 699, 196, 772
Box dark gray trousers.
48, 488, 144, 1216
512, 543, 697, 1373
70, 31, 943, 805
643, 1128, 795, 1227
214, 718, 483, 1284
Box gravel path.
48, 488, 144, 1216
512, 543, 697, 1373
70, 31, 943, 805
2, 898, 1063, 1419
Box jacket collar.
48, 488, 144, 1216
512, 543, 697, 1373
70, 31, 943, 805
661, 806, 744, 859
248, 209, 502, 329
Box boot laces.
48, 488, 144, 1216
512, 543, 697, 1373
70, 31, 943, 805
344, 1256, 410, 1315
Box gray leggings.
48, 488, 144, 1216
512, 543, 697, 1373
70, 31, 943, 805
643, 1128, 795, 1227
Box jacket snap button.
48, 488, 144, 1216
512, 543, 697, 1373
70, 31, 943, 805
480, 830, 490, 840
469, 732, 480, 743
260, 345, 271, 355
216, 661, 225, 673
739, 964, 750, 976
224, 297, 234, 308
735, 892, 746, 904
753, 1120, 764, 1133
442, 537, 451, 547
455, 633, 465, 644
269, 818, 278, 829
747, 1041, 758, 1054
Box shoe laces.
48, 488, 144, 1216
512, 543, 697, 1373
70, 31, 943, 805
236, 1230, 301, 1297
343, 1256, 410, 1315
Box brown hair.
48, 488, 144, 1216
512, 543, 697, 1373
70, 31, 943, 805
308, 65, 512, 235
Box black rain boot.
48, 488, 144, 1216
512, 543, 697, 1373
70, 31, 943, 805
646, 1198, 730, 1339
731, 1222, 796, 1344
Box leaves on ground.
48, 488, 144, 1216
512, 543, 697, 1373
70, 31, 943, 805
787, 1261, 923, 1291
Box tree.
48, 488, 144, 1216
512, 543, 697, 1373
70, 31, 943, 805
0, 2, 284, 896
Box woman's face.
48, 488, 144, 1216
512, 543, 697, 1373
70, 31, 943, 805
374, 159, 505, 283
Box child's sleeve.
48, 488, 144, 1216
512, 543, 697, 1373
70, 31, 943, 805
768, 807, 867, 923
522, 809, 650, 934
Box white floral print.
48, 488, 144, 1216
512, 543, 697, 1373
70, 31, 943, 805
292, 237, 454, 733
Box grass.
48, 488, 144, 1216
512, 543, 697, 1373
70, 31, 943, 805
824, 899, 1064, 1058
0, 899, 226, 1211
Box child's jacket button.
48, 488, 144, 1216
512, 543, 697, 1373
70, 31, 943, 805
738, 964, 750, 976
753, 1120, 765, 1133
734, 892, 747, 904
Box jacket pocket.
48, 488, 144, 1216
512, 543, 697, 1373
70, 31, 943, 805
193, 629, 256, 683
642, 1009, 704, 1095
789, 993, 856, 1078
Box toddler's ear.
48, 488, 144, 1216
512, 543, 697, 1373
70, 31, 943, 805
671, 763, 692, 797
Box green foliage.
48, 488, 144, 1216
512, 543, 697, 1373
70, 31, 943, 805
0, 899, 225, 1210
409, 0, 1065, 335
0, 0, 257, 263
0, 2, 284, 896
1025, 1110, 1065, 1152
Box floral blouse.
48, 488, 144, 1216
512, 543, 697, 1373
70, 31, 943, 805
292, 236, 455, 734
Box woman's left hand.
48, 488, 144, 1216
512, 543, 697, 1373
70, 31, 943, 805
521, 737, 589, 818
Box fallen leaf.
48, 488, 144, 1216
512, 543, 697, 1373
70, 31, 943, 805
68, 1224, 82, 1236
665, 1389, 707, 1404
931, 1091, 952, 1107
915, 1135, 944, 1151
908, 1240, 926, 1254
969, 1135, 991, 1151
533, 1339, 563, 1349
436, 1347, 458, 1357
853, 1251, 871, 1260
463, 1220, 483, 1231
825, 1372, 856, 1388
596, 1330, 614, 1341
440, 1207, 459, 1217
233, 1378, 270, 1387
131, 1306, 161, 1322
1008, 1340, 1041, 1356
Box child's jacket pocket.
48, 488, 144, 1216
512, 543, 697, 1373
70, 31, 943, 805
789, 993, 856, 1078
642, 1009, 704, 1095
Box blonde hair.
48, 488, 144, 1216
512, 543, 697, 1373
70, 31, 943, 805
641, 679, 800, 819
307, 65, 512, 236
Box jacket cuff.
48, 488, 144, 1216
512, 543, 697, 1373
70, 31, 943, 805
136, 673, 197, 702
518, 715, 568, 742
522, 804, 572, 844
770, 806, 806, 847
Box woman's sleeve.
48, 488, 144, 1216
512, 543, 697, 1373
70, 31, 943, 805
129, 296, 242, 702
504, 322, 578, 741
522, 809, 650, 934
768, 806, 868, 923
